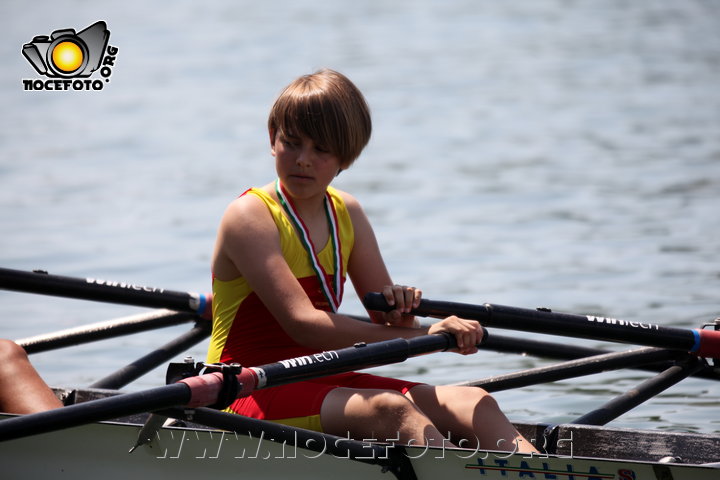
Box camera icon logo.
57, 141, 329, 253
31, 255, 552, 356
22, 21, 110, 78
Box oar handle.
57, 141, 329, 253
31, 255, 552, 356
363, 293, 720, 358
363, 292, 456, 318
0, 333, 463, 442
0, 267, 208, 315
180, 333, 462, 408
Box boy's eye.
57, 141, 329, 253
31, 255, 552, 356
315, 145, 330, 153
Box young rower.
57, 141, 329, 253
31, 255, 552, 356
207, 68, 538, 453
0, 339, 62, 414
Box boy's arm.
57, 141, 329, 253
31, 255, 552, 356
214, 194, 426, 350
341, 192, 420, 327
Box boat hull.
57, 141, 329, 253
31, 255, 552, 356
0, 415, 717, 480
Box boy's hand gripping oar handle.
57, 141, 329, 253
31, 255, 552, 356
363, 292, 720, 358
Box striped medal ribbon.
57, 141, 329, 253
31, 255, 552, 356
275, 179, 343, 312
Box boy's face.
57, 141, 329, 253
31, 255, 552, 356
271, 128, 342, 199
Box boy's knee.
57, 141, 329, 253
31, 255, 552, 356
0, 339, 28, 363
369, 391, 417, 421
446, 385, 501, 412
473, 387, 495, 402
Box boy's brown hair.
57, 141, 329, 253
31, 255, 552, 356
268, 69, 372, 169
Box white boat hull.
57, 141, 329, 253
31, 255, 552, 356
0, 416, 716, 480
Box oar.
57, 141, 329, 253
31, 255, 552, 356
16, 309, 201, 354
0, 267, 208, 315
0, 331, 474, 442
455, 347, 689, 392
89, 321, 211, 390
363, 293, 720, 358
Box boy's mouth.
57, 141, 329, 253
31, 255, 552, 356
289, 173, 313, 180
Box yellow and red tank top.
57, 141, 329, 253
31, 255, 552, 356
206, 186, 354, 367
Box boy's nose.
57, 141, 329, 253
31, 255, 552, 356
296, 147, 314, 167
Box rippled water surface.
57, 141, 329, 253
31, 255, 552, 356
1, 0, 719, 433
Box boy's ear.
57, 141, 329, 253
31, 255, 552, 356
269, 128, 277, 156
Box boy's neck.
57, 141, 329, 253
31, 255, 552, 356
267, 180, 328, 221
291, 194, 327, 219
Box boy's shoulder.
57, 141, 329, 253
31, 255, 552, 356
331, 187, 360, 209
331, 188, 368, 226
221, 187, 274, 226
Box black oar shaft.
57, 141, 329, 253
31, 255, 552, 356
259, 334, 456, 389
0, 267, 206, 314
458, 347, 686, 392
572, 357, 706, 426
89, 321, 211, 390
363, 293, 720, 357
486, 303, 695, 351
181, 333, 461, 408
0, 383, 190, 441
17, 310, 199, 354
479, 333, 606, 359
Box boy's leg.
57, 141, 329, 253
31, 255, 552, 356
320, 387, 450, 447
0, 339, 63, 414
405, 384, 538, 454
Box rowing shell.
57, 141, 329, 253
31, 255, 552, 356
0, 413, 716, 480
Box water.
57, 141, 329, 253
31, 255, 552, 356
1, 0, 719, 434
